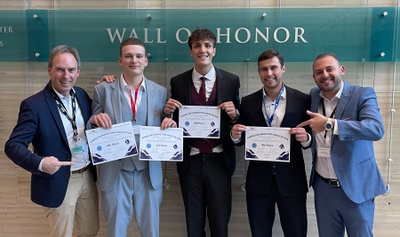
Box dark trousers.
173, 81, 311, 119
246, 175, 307, 237
179, 153, 232, 237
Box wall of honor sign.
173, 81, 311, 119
0, 8, 398, 63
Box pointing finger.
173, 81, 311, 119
297, 121, 310, 128
59, 161, 73, 166
306, 110, 319, 118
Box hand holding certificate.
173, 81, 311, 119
85, 121, 137, 165
245, 127, 291, 162
178, 105, 220, 138
139, 126, 183, 161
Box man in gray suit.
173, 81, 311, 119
89, 37, 176, 237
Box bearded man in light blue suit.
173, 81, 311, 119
89, 37, 176, 237
298, 53, 387, 237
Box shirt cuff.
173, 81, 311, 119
333, 119, 339, 135
230, 109, 240, 123
162, 105, 172, 118
38, 159, 44, 172
301, 133, 312, 147
230, 131, 242, 144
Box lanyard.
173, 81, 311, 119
321, 98, 337, 119
130, 86, 140, 121
52, 90, 78, 142
263, 86, 284, 126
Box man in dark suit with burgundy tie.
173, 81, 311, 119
163, 28, 241, 237
231, 49, 311, 237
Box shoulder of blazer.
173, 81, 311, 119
310, 86, 321, 97
215, 67, 239, 80
242, 89, 263, 103
285, 85, 309, 99
172, 69, 193, 81
73, 86, 90, 99
94, 76, 120, 92
144, 77, 166, 92
41, 82, 54, 98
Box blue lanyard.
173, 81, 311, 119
263, 86, 284, 126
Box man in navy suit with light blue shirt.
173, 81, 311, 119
231, 49, 311, 237
298, 52, 387, 237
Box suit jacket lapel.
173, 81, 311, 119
310, 88, 321, 113
281, 87, 295, 127
112, 77, 123, 123
252, 89, 268, 126
144, 78, 154, 126
182, 70, 192, 104
216, 68, 225, 104
335, 82, 350, 119
44, 83, 69, 146
74, 88, 89, 122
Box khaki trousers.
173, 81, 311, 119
44, 169, 99, 237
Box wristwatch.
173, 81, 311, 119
324, 118, 333, 131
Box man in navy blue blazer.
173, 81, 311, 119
4, 45, 99, 237
298, 52, 387, 237
231, 49, 311, 237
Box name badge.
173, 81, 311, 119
317, 147, 331, 158
71, 145, 83, 155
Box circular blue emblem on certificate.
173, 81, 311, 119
252, 143, 257, 148
97, 146, 102, 151
147, 144, 151, 148
185, 121, 190, 126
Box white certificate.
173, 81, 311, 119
139, 126, 183, 161
178, 105, 220, 139
245, 127, 291, 162
85, 121, 137, 165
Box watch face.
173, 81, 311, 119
325, 122, 332, 130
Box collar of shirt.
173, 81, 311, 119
262, 86, 287, 103
120, 73, 146, 109
52, 87, 75, 99
120, 73, 146, 92
192, 66, 216, 93
52, 87, 75, 114
318, 81, 343, 120
262, 86, 287, 127
319, 80, 344, 102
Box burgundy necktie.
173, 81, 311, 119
197, 77, 213, 153
199, 77, 207, 104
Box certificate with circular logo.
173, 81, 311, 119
139, 126, 183, 161
245, 127, 290, 162
178, 105, 220, 139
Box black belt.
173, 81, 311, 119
71, 165, 89, 174
316, 172, 341, 188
